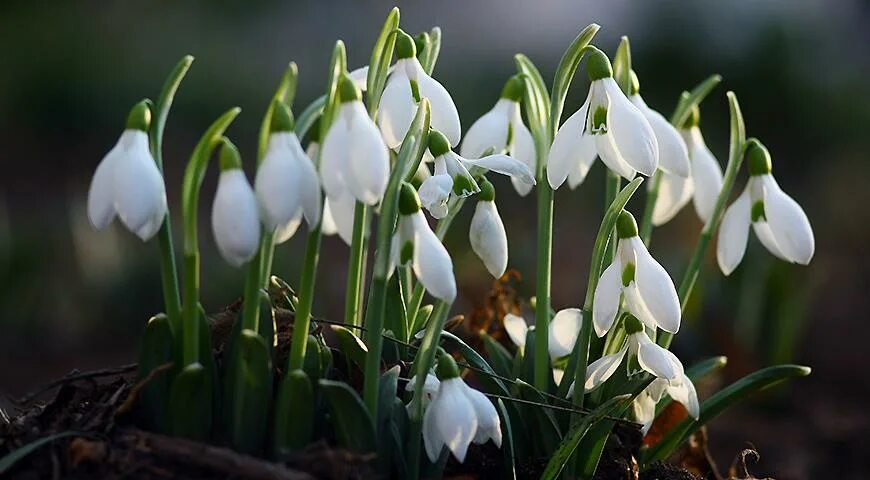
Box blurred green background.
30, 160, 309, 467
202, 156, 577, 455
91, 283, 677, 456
1, 1, 868, 478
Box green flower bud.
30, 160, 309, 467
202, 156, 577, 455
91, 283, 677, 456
624, 314, 644, 334
616, 210, 639, 239
478, 177, 495, 202
398, 182, 421, 215
126, 100, 152, 132
219, 137, 242, 171
396, 30, 417, 60
500, 75, 525, 102
270, 100, 295, 133
746, 139, 772, 176
338, 74, 362, 104
428, 130, 451, 157
586, 47, 613, 82
436, 351, 460, 380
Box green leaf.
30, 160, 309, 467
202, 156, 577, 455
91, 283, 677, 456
320, 379, 377, 452
480, 331, 514, 379
514, 380, 562, 457
0, 431, 84, 475
420, 27, 441, 74
670, 74, 722, 127
320, 41, 348, 137
514, 54, 551, 151
332, 325, 368, 371
136, 313, 173, 432
496, 399, 517, 480
225, 330, 272, 455
612, 36, 632, 95
540, 394, 632, 480
168, 363, 213, 441
366, 7, 400, 115
257, 290, 277, 361
377, 366, 401, 474
150, 55, 194, 171
272, 369, 315, 457
409, 303, 433, 337
548, 23, 600, 139
257, 62, 299, 161
302, 335, 323, 381
268, 275, 299, 311
655, 356, 728, 417
294, 95, 326, 141
439, 331, 510, 397
644, 364, 810, 464
384, 272, 408, 347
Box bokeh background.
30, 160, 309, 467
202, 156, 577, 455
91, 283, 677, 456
1, 1, 868, 478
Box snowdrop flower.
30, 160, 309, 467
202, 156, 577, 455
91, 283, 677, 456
469, 179, 508, 278
87, 101, 168, 241
404, 373, 440, 410
321, 74, 390, 206
548, 48, 659, 189
632, 375, 699, 435
303, 136, 354, 245
460, 75, 536, 196
593, 211, 681, 337
254, 102, 320, 243
628, 71, 690, 179
379, 31, 461, 149
717, 141, 814, 275
503, 308, 584, 359
392, 183, 456, 301
423, 353, 502, 463
652, 106, 724, 226
418, 130, 535, 219
568, 315, 694, 398
211, 140, 261, 267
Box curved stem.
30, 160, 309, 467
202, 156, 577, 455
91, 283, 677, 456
286, 225, 323, 370
344, 202, 370, 327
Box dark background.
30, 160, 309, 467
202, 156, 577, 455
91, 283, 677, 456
1, 1, 868, 478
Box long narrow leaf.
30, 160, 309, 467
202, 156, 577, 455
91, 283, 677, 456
548, 23, 600, 139
670, 74, 722, 127
0, 432, 84, 475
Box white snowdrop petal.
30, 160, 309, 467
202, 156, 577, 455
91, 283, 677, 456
255, 134, 299, 230
290, 139, 322, 227
418, 174, 453, 219
463, 384, 502, 447
636, 335, 680, 381
443, 153, 480, 197
638, 100, 690, 178
547, 99, 593, 189
592, 260, 623, 337
632, 390, 657, 435
88, 142, 122, 230
273, 212, 302, 245
761, 175, 814, 265
469, 201, 508, 278
595, 131, 638, 181
716, 187, 752, 275
416, 66, 462, 146
629, 237, 681, 334
753, 221, 789, 261
320, 118, 350, 199
378, 69, 418, 148
422, 398, 446, 462
460, 102, 509, 158
461, 154, 536, 186
327, 193, 357, 246
113, 132, 167, 241
652, 171, 694, 226
689, 137, 724, 224
668, 375, 700, 419
503, 313, 528, 349
211, 170, 261, 267
584, 346, 627, 392
548, 308, 583, 359
411, 212, 456, 301
434, 379, 477, 463
346, 103, 390, 205
348, 65, 369, 92
510, 114, 537, 196
603, 79, 658, 177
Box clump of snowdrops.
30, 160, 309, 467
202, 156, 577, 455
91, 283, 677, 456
85, 8, 814, 478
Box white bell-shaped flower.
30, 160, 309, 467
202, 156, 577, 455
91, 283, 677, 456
593, 211, 681, 337
423, 354, 502, 463
652, 106, 724, 226
254, 102, 321, 243
404, 373, 440, 410
503, 308, 584, 359
211, 141, 261, 267
717, 141, 814, 275
87, 102, 168, 241
379, 31, 461, 149
469, 179, 508, 278
460, 75, 537, 196
392, 183, 456, 301
632, 375, 700, 435
628, 71, 690, 179
321, 75, 390, 206
548, 48, 659, 189
419, 130, 535, 219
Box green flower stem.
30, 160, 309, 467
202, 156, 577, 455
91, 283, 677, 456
148, 55, 193, 334
344, 201, 370, 327
533, 178, 554, 391
240, 245, 264, 332
180, 108, 242, 366
285, 41, 347, 371
658, 92, 745, 349
405, 300, 451, 480
638, 171, 663, 244
603, 171, 621, 264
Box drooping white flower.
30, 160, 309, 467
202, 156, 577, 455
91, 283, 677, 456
652, 106, 724, 226
460, 75, 536, 196
87, 102, 167, 241
469, 179, 508, 278
423, 354, 502, 463
379, 31, 461, 149
321, 74, 390, 206
211, 141, 261, 267
254, 102, 321, 243
717, 141, 814, 275
548, 48, 659, 189
302, 140, 353, 246
418, 130, 535, 219
503, 308, 584, 359
628, 71, 690, 179
632, 375, 700, 435
593, 211, 681, 337
392, 183, 456, 301
405, 373, 441, 410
